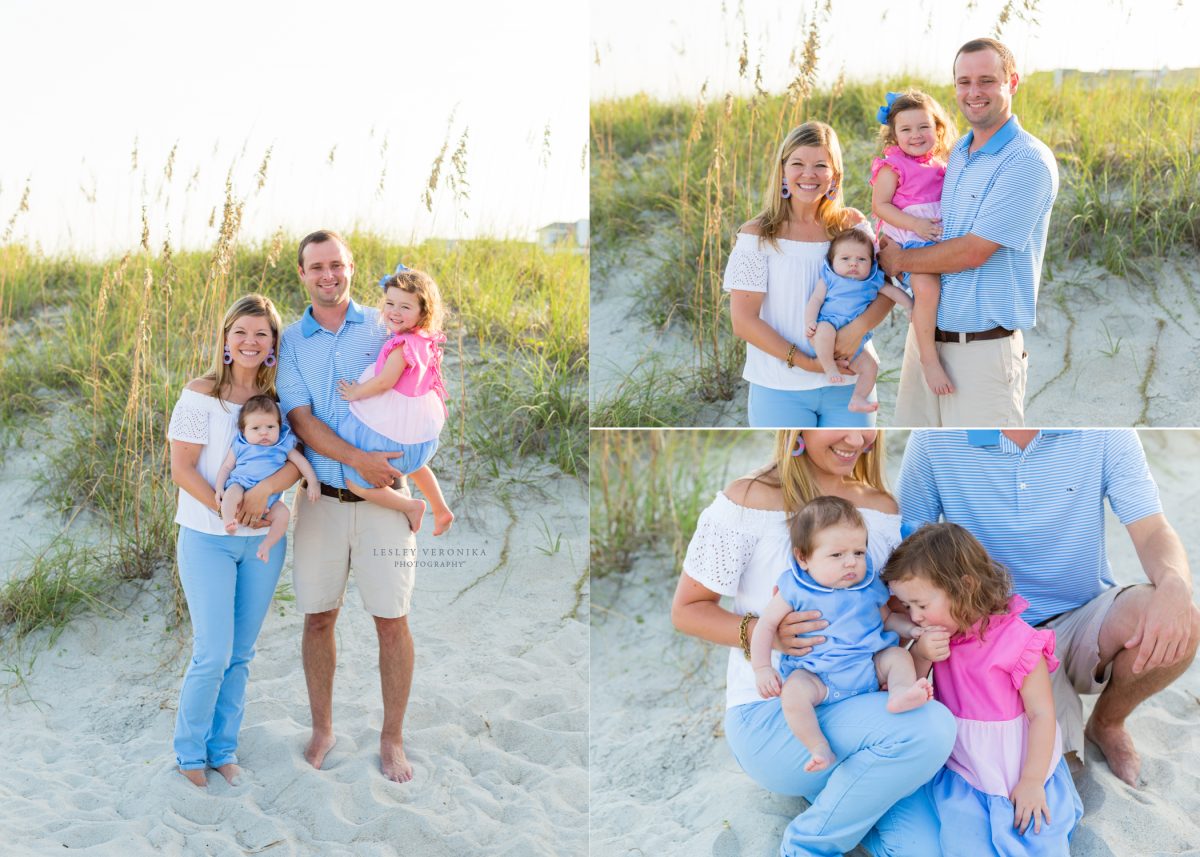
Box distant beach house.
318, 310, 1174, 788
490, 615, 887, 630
538, 220, 589, 253
1050, 67, 1200, 89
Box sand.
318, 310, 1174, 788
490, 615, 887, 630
0, 444, 588, 856
590, 429, 1200, 856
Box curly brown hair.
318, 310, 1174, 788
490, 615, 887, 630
788, 496, 866, 559
881, 522, 1012, 640
876, 89, 957, 161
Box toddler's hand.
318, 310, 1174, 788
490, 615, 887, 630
912, 626, 951, 662
305, 481, 320, 502
916, 219, 942, 242
754, 666, 782, 698
337, 379, 360, 401
1010, 778, 1051, 835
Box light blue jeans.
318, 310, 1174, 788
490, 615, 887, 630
747, 383, 878, 428
173, 527, 285, 770
725, 694, 956, 857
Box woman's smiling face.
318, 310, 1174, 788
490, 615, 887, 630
782, 145, 836, 203
800, 430, 877, 477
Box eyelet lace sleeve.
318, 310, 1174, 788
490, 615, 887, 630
168, 396, 209, 444
722, 235, 768, 293
682, 493, 769, 596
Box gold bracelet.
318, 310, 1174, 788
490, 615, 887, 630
739, 612, 757, 661
785, 343, 797, 369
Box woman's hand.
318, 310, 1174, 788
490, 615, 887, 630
238, 483, 272, 528
755, 666, 782, 698
774, 609, 828, 657
337, 379, 362, 402
833, 318, 869, 362
910, 626, 951, 662
915, 218, 943, 242
1010, 777, 1051, 835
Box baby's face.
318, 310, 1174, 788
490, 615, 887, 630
243, 413, 281, 446
830, 243, 872, 280
796, 524, 868, 589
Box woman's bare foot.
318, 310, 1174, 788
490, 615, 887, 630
404, 501, 425, 535
433, 509, 454, 536
304, 730, 337, 770
381, 738, 414, 783
921, 360, 955, 396
214, 762, 243, 786
804, 742, 836, 773
1085, 718, 1142, 787
887, 677, 934, 713
847, 395, 878, 413
178, 767, 207, 788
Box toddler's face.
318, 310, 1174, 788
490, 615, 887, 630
888, 576, 958, 634
243, 413, 281, 446
796, 524, 868, 589
830, 242, 873, 280
382, 286, 423, 334
892, 107, 936, 158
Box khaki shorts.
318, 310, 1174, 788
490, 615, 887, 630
893, 325, 1027, 426
292, 488, 416, 618
1038, 584, 1138, 761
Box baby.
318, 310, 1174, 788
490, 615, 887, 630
751, 496, 932, 772
215, 394, 318, 562
804, 229, 912, 413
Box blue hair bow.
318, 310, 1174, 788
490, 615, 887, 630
378, 262, 411, 290
876, 91, 902, 125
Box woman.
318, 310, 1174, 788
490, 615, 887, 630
725, 123, 896, 427
167, 294, 300, 787
671, 430, 955, 856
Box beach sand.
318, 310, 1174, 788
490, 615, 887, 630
590, 430, 1200, 856
0, 445, 588, 856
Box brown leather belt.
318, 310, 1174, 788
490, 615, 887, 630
319, 482, 364, 502
933, 325, 1014, 344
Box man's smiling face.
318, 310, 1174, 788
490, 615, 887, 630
298, 238, 354, 309
954, 47, 1017, 133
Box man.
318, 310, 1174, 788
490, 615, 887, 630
898, 429, 1200, 787
277, 229, 417, 783
879, 38, 1059, 426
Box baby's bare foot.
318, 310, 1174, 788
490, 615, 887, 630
256, 545, 271, 563
224, 519, 239, 534
888, 677, 934, 713
304, 730, 337, 770
214, 762, 242, 786
433, 509, 455, 536
178, 767, 207, 788
804, 743, 836, 773
847, 395, 878, 413
381, 739, 414, 783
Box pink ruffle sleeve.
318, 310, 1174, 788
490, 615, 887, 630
1010, 627, 1060, 690
869, 155, 902, 188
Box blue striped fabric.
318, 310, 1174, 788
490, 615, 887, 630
938, 116, 1059, 333
276, 300, 389, 488
897, 430, 1162, 625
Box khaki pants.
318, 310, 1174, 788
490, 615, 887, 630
892, 325, 1027, 426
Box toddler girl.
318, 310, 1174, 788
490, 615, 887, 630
215, 394, 319, 562
337, 264, 454, 535
870, 89, 956, 396
882, 522, 1083, 855
751, 496, 933, 772
803, 229, 912, 414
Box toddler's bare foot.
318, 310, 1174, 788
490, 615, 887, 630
178, 767, 207, 788
404, 501, 425, 535
381, 738, 414, 783
921, 360, 955, 396
804, 742, 836, 773
887, 677, 934, 713
847, 395, 878, 413
214, 762, 242, 786
433, 509, 455, 536
1085, 718, 1142, 787
304, 730, 337, 770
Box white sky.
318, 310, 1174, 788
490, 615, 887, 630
592, 0, 1200, 99
1, 0, 589, 257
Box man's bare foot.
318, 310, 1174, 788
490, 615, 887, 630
921, 361, 955, 396
304, 730, 337, 770
887, 677, 934, 713
404, 502, 425, 535
1085, 718, 1142, 787
804, 742, 835, 773
179, 767, 207, 788
433, 509, 454, 536
847, 395, 878, 413
381, 739, 414, 783
214, 762, 242, 786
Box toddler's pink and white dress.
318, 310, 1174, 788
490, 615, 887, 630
929, 595, 1083, 856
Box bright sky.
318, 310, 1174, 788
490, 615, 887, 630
1, 0, 588, 257
592, 0, 1200, 99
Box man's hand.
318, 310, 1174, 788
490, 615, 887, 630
354, 450, 405, 488
877, 233, 903, 278
911, 626, 951, 662
237, 483, 272, 529
1126, 577, 1198, 673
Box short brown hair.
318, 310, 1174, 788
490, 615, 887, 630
297, 229, 353, 270
881, 522, 1012, 640
954, 38, 1016, 80
788, 496, 866, 559
237, 393, 282, 432
825, 228, 875, 267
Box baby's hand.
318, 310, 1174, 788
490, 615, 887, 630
916, 218, 942, 242
805, 322, 817, 339
754, 666, 782, 698
214, 487, 224, 505
1010, 778, 1051, 835
337, 379, 360, 401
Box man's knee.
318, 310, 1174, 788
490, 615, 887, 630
305, 608, 339, 634
374, 614, 410, 642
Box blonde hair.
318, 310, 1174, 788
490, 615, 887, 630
881, 522, 1013, 640
199, 294, 283, 406
382, 267, 445, 334
749, 430, 890, 515
753, 122, 860, 247
877, 90, 957, 161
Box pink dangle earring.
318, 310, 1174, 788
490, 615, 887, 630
780, 178, 791, 199
264, 347, 276, 368
792, 435, 805, 456
825, 181, 839, 201
223, 345, 233, 365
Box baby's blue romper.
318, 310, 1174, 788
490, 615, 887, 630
225, 423, 296, 510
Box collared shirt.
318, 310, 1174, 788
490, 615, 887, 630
938, 115, 1059, 333
277, 300, 389, 488
897, 430, 1162, 625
